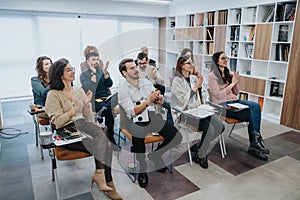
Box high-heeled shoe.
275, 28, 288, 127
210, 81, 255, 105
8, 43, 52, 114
106, 181, 123, 200
91, 169, 113, 191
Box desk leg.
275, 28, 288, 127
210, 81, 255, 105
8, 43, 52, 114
50, 149, 60, 200
32, 115, 39, 146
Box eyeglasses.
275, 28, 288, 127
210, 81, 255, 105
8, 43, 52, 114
220, 56, 228, 61
184, 62, 193, 65
65, 67, 75, 72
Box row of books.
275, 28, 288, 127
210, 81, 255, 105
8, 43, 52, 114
245, 44, 254, 59
229, 58, 237, 72
278, 24, 289, 42
275, 44, 290, 62
230, 26, 240, 41
276, 3, 296, 21
238, 93, 264, 111
262, 6, 275, 22
206, 42, 214, 55
243, 7, 256, 24
218, 10, 228, 25
230, 43, 238, 57
207, 12, 215, 26
270, 81, 284, 97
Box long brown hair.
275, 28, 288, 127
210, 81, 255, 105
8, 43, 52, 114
211, 51, 232, 85
35, 56, 52, 87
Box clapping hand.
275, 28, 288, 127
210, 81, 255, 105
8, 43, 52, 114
195, 74, 203, 88
103, 61, 109, 73
84, 90, 93, 105
232, 71, 239, 85
150, 67, 157, 79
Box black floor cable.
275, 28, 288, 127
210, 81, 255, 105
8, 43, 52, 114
0, 128, 29, 139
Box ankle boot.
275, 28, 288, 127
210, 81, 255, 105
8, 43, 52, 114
258, 135, 270, 154
249, 132, 269, 154
106, 181, 123, 200
91, 169, 113, 191
248, 148, 268, 161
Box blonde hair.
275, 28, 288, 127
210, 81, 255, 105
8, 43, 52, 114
83, 45, 98, 56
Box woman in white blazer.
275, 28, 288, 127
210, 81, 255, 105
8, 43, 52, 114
171, 55, 224, 169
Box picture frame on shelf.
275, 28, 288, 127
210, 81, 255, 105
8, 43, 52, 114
204, 61, 212, 70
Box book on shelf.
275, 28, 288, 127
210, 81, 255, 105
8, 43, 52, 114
239, 92, 248, 100
170, 20, 175, 28
189, 14, 195, 27
244, 7, 256, 23
204, 61, 212, 70
278, 25, 288, 42
258, 97, 264, 111
230, 26, 240, 41
231, 43, 238, 57
245, 43, 254, 58
207, 28, 213, 40
235, 9, 241, 24
276, 3, 296, 21
197, 42, 204, 54
208, 42, 214, 55
218, 10, 228, 25
283, 3, 296, 21
275, 44, 290, 62
229, 58, 237, 72
194, 13, 205, 26
208, 12, 215, 25
262, 7, 274, 22
270, 81, 280, 96
248, 26, 255, 41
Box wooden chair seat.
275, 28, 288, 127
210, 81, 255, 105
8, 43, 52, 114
54, 146, 91, 161
120, 128, 164, 144
220, 116, 241, 124
38, 117, 50, 125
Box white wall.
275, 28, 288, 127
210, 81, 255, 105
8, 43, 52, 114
168, 0, 284, 16
0, 0, 168, 17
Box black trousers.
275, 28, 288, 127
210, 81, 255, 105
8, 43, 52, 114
126, 112, 182, 161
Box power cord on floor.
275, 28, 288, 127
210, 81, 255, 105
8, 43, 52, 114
0, 128, 29, 139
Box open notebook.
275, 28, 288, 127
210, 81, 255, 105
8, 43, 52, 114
183, 105, 215, 119
227, 103, 249, 110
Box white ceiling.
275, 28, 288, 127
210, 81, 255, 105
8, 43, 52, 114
111, 0, 173, 5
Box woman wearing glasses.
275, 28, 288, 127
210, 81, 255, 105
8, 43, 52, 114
45, 58, 122, 200
171, 55, 224, 169
208, 51, 270, 161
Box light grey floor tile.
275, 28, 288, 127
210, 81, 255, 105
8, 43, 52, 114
176, 176, 273, 200
280, 189, 300, 200
238, 163, 300, 199
262, 156, 300, 183
175, 161, 233, 189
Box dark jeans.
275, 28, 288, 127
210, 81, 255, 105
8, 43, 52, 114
222, 99, 261, 137
162, 100, 174, 125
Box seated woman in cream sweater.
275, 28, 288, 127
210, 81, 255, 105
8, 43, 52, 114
45, 58, 122, 200
171, 55, 224, 169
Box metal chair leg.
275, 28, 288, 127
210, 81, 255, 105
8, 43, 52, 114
222, 133, 227, 155
228, 123, 236, 137
219, 136, 225, 159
